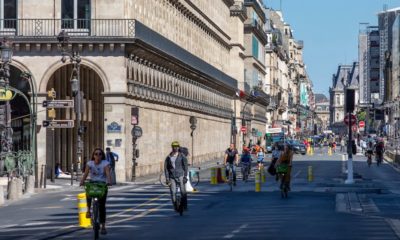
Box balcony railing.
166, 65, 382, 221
0, 19, 136, 38
244, 18, 268, 44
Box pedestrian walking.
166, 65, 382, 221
106, 147, 119, 185
340, 138, 345, 152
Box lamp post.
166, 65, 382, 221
0, 38, 13, 154
58, 30, 83, 185
189, 116, 197, 166
131, 125, 142, 181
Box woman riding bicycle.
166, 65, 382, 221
256, 147, 265, 170
80, 148, 112, 235
276, 144, 293, 191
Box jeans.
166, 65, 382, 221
225, 163, 237, 182
169, 176, 187, 208
87, 188, 108, 224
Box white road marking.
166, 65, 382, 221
23, 221, 51, 226
223, 224, 248, 239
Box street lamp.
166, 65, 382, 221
189, 116, 197, 166
58, 30, 83, 185
131, 125, 142, 181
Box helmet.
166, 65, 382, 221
171, 141, 180, 147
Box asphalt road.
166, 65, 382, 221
1, 147, 400, 240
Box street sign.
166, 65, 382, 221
359, 121, 365, 128
344, 114, 357, 126
241, 126, 247, 132
42, 100, 74, 108
0, 89, 13, 101
43, 120, 74, 128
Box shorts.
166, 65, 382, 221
257, 159, 264, 163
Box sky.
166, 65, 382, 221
264, 0, 400, 97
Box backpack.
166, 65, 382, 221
179, 147, 189, 157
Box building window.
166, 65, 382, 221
0, 0, 17, 29
62, 0, 90, 29
336, 95, 340, 105
252, 35, 259, 59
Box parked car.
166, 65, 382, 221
286, 140, 306, 155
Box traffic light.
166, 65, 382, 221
345, 89, 355, 113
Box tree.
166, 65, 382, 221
356, 110, 366, 121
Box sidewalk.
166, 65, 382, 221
0, 157, 222, 205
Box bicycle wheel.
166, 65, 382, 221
159, 172, 168, 187
92, 200, 100, 240
189, 171, 200, 187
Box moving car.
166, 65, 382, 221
266, 145, 273, 153
286, 140, 306, 155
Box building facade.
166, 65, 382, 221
0, 0, 264, 183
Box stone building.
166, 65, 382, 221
0, 0, 264, 183
329, 63, 359, 135
314, 94, 330, 133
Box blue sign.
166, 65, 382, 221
107, 122, 122, 133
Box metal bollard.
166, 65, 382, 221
328, 147, 332, 156
308, 166, 313, 182
221, 166, 226, 181
77, 192, 92, 228
255, 171, 261, 192
261, 166, 266, 183
210, 167, 217, 185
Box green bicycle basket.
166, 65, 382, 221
276, 164, 289, 174
85, 182, 108, 198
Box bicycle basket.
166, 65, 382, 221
276, 164, 288, 174
85, 182, 107, 198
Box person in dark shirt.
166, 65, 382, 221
224, 144, 239, 185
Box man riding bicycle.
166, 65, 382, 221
224, 144, 239, 186
165, 141, 188, 211
240, 147, 252, 181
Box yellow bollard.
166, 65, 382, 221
308, 166, 313, 182
311, 146, 314, 155
328, 147, 332, 156
210, 167, 217, 184
255, 171, 261, 192
261, 166, 266, 183
77, 192, 91, 228
221, 166, 226, 181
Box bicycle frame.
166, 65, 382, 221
91, 197, 100, 240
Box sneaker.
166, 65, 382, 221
86, 211, 91, 218
100, 228, 107, 235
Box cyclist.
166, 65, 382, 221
224, 143, 239, 186
375, 139, 385, 165
276, 144, 293, 190
366, 141, 374, 166
269, 142, 281, 179
165, 141, 188, 211
256, 146, 265, 170
80, 147, 112, 235
240, 147, 252, 181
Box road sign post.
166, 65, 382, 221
241, 126, 247, 133
344, 114, 357, 126
42, 100, 74, 108
42, 120, 74, 128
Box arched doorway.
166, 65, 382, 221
46, 64, 104, 174
0, 65, 34, 175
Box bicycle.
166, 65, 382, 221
366, 150, 373, 167
276, 164, 289, 199
226, 163, 235, 191
84, 182, 108, 240
376, 151, 383, 166
159, 171, 168, 187
241, 162, 251, 182
189, 167, 200, 187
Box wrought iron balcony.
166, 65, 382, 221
0, 18, 135, 40
244, 18, 268, 44
230, 1, 247, 21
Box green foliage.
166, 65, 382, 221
357, 110, 366, 121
